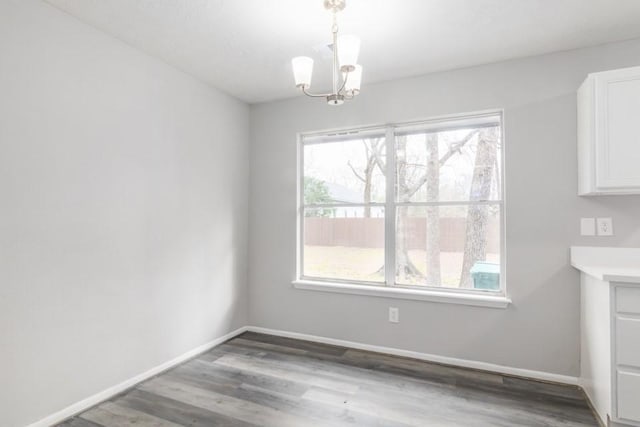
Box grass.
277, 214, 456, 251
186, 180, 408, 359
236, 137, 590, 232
303, 245, 499, 288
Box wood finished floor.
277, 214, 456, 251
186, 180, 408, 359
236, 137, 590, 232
57, 332, 598, 427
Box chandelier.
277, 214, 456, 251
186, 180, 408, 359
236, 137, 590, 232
291, 0, 362, 106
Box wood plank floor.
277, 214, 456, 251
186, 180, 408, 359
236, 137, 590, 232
57, 332, 598, 427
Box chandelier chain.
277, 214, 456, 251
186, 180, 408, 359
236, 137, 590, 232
332, 9, 339, 95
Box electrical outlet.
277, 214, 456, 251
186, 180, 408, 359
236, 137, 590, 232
596, 217, 613, 236
389, 307, 399, 323
580, 218, 596, 236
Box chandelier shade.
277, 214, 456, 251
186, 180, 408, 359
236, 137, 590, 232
337, 35, 360, 71
292, 56, 314, 88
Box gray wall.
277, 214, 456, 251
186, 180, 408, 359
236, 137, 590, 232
249, 38, 640, 377
0, 1, 249, 426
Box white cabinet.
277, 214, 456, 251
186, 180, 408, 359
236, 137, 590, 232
578, 66, 640, 195
613, 287, 640, 426
572, 247, 640, 427
579, 283, 640, 427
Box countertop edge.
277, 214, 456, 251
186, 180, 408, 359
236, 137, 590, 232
571, 261, 640, 284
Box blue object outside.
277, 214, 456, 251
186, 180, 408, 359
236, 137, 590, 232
470, 261, 500, 290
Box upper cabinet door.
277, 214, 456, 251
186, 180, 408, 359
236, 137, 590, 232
578, 66, 640, 195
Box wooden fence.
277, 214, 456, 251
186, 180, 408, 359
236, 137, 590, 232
304, 217, 500, 252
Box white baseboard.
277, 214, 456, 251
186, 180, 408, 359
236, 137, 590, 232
579, 384, 607, 427
246, 326, 579, 386
28, 324, 579, 427
27, 326, 248, 427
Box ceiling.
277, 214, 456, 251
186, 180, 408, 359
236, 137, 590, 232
45, 0, 640, 104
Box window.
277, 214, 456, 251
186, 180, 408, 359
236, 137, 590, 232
298, 111, 504, 296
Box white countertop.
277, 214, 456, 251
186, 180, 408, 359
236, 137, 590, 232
571, 246, 640, 284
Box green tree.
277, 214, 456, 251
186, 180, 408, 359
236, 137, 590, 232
304, 177, 334, 217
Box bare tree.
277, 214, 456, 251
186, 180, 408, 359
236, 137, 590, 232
460, 127, 499, 288
348, 138, 385, 218
347, 131, 480, 285
397, 131, 479, 283
396, 135, 423, 280
425, 133, 440, 285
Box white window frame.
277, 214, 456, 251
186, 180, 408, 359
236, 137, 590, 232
295, 110, 510, 308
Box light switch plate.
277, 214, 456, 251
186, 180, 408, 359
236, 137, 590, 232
580, 218, 596, 236
596, 217, 614, 236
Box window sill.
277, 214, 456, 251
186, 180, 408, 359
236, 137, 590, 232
292, 280, 511, 309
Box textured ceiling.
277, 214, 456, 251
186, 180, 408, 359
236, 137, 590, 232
45, 0, 640, 103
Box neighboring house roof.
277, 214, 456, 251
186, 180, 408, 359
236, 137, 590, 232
325, 182, 363, 204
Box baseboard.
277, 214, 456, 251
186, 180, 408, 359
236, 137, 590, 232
246, 326, 579, 386
27, 324, 579, 427
580, 386, 607, 427
27, 326, 248, 427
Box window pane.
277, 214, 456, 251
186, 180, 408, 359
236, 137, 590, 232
395, 204, 501, 291
304, 137, 386, 205
303, 207, 385, 283
396, 125, 501, 203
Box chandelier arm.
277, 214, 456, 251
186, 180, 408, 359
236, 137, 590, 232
301, 86, 332, 98
337, 69, 350, 95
